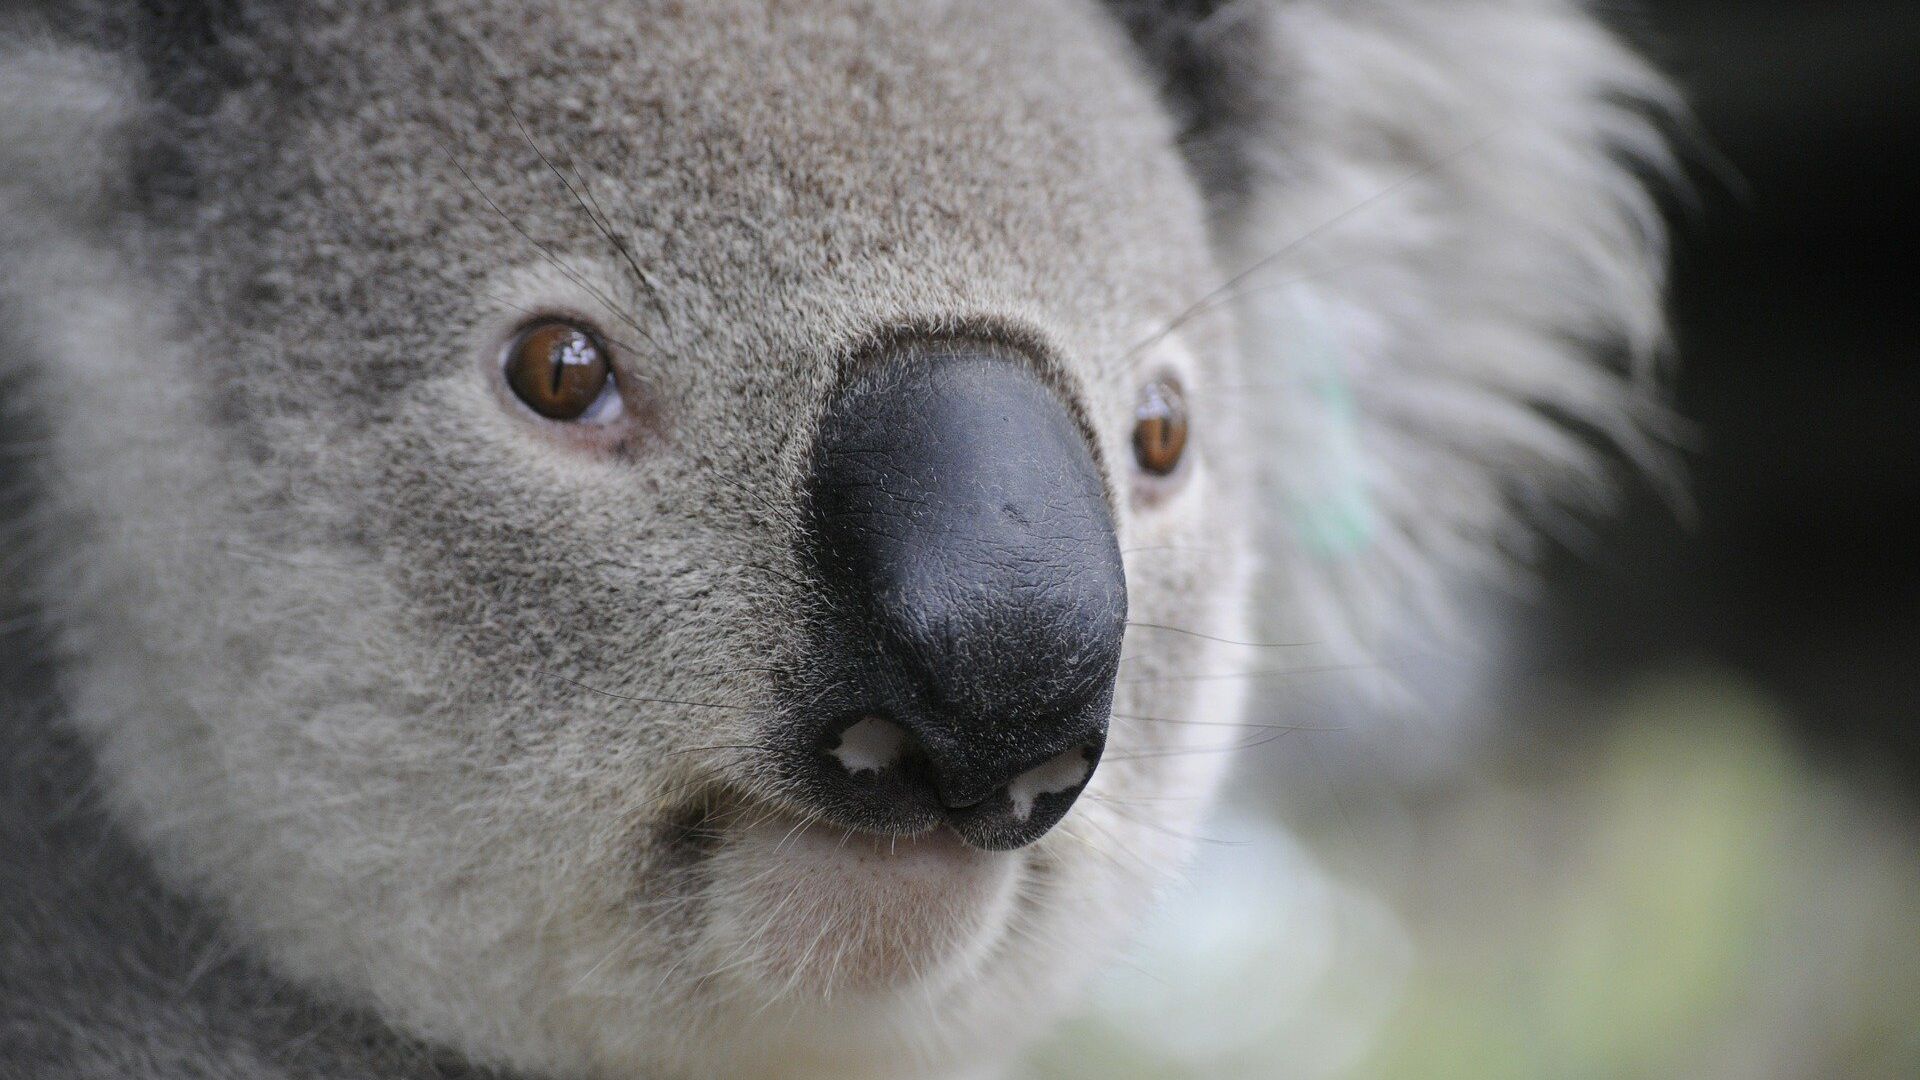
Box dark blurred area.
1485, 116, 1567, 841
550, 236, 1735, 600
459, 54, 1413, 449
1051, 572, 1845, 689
1539, 1, 1920, 788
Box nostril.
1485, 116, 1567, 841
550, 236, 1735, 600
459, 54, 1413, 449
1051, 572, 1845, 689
802, 707, 1106, 849
1004, 743, 1097, 822
827, 714, 909, 776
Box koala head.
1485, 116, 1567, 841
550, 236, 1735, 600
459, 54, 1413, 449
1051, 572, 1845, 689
0, 1, 1670, 1078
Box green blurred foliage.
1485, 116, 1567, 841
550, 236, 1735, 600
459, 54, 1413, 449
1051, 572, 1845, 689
1024, 671, 1920, 1080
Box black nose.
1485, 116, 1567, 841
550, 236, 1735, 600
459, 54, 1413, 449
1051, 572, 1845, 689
787, 341, 1126, 850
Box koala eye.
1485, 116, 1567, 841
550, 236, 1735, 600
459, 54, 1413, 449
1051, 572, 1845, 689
1132, 377, 1189, 477
502, 319, 615, 421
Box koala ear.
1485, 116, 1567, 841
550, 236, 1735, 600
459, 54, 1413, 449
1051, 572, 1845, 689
1124, 2, 1679, 712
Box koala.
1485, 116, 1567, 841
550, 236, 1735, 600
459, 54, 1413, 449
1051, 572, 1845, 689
0, 2, 1672, 1078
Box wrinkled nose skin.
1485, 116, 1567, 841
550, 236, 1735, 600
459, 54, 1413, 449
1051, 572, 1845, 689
790, 342, 1127, 850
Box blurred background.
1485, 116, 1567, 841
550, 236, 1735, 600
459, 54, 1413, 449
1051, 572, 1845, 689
1026, 4, 1920, 1078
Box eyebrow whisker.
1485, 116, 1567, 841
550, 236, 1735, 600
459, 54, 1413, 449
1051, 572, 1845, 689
440, 139, 650, 348
508, 112, 677, 353
1102, 129, 1498, 378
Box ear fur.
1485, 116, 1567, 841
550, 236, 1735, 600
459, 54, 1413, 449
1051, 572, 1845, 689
1126, 0, 1678, 721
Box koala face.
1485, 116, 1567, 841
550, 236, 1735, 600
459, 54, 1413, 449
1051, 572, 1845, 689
2, 1, 1670, 1077
12, 2, 1255, 1077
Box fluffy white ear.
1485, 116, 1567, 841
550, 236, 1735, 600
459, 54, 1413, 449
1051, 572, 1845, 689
0, 44, 136, 242
1191, 1, 1678, 737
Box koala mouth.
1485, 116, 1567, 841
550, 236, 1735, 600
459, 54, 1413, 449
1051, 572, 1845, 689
660, 782, 1002, 878
657, 785, 1027, 999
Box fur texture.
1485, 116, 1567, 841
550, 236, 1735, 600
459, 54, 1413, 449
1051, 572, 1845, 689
0, 2, 1671, 1078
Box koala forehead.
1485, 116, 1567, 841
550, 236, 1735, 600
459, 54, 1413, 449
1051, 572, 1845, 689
199, 0, 1220, 408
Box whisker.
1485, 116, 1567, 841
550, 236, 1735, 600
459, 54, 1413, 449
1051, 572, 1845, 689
771, 807, 828, 857
478, 288, 654, 362
1104, 720, 1339, 760
1124, 622, 1314, 649
1104, 129, 1498, 376
1117, 661, 1383, 684
1102, 729, 1301, 761
1081, 798, 1245, 847
1077, 790, 1207, 805
692, 468, 799, 524
557, 144, 679, 350
1119, 544, 1231, 557
1055, 814, 1159, 880
435, 135, 652, 348
1111, 712, 1345, 734
509, 114, 673, 354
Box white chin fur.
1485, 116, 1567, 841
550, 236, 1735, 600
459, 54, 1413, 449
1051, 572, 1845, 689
698, 816, 1023, 1002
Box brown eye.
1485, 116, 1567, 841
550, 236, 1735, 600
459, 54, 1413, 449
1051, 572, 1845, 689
1133, 377, 1189, 477
503, 320, 612, 421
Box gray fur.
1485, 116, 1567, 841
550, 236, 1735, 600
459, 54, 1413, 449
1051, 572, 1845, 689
0, 2, 1672, 1078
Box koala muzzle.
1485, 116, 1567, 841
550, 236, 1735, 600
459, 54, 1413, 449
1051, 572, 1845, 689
791, 342, 1126, 851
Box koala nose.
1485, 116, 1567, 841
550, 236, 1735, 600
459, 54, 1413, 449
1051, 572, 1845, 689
791, 342, 1126, 850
